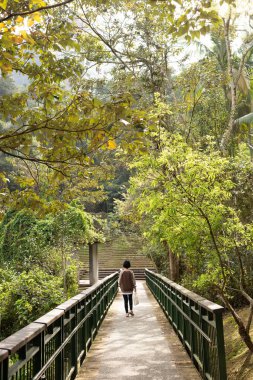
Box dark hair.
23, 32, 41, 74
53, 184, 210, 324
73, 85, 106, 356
123, 260, 131, 269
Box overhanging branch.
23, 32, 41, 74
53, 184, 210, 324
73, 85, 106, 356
0, 0, 75, 22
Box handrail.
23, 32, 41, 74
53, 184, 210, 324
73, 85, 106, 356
145, 269, 227, 380
0, 272, 119, 380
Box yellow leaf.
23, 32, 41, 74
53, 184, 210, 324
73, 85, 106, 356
68, 114, 79, 123
20, 30, 28, 38
2, 52, 13, 60
0, 0, 8, 11
16, 16, 24, 23
107, 140, 116, 150
20, 30, 35, 45
1, 63, 12, 73
30, 0, 47, 7
27, 18, 34, 27
0, 173, 8, 183
11, 35, 24, 44
32, 12, 42, 22
0, 22, 6, 28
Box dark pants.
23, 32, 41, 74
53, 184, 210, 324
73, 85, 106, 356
123, 294, 133, 313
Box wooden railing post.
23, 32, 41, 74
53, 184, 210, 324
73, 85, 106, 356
32, 331, 45, 377
215, 310, 227, 380
0, 349, 8, 380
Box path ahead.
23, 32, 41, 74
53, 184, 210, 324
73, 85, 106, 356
76, 281, 200, 380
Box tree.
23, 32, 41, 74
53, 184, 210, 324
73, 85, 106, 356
0, 0, 145, 185
173, 58, 229, 145
51, 203, 103, 294
72, 0, 221, 102
219, 4, 253, 152
0, 76, 15, 95
0, 202, 104, 338
119, 128, 253, 352
0, 0, 237, 197
0, 267, 64, 339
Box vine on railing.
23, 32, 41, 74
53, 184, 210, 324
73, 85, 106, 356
0, 272, 118, 380
145, 269, 227, 380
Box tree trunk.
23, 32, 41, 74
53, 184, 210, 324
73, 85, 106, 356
164, 242, 179, 282
221, 17, 237, 153
221, 292, 253, 352
238, 323, 253, 352
163, 241, 179, 282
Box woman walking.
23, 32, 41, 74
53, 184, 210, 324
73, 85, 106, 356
119, 260, 136, 317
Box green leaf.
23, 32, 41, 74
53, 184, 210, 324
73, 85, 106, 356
236, 112, 253, 126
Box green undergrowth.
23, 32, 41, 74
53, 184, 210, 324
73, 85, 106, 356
224, 308, 253, 379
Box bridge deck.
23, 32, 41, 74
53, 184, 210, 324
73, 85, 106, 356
76, 281, 200, 380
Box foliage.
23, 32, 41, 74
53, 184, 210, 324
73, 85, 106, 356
0, 76, 15, 95
117, 127, 253, 350
0, 267, 64, 340
0, 209, 54, 267
0, 204, 102, 268
0, 202, 103, 338
125, 133, 251, 290
52, 202, 103, 245
140, 241, 169, 277
174, 58, 229, 145
236, 112, 253, 127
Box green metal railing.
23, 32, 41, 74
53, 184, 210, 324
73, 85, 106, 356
0, 272, 118, 380
145, 269, 227, 380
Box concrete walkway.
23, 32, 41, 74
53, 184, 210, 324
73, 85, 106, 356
76, 281, 200, 380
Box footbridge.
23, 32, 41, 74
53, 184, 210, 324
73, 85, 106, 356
0, 270, 227, 380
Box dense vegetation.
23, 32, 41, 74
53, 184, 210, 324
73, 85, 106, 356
0, 0, 253, 373
0, 204, 102, 339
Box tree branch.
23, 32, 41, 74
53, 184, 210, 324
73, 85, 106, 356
246, 305, 253, 334
75, 3, 135, 74
0, 0, 75, 22
0, 148, 86, 169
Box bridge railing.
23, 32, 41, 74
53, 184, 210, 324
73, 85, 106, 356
0, 272, 118, 380
145, 269, 227, 380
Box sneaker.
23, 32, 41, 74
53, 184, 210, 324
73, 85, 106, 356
126, 313, 129, 317
129, 311, 134, 316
